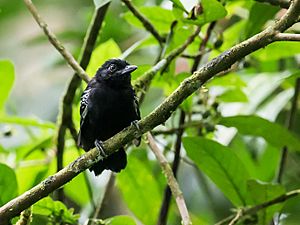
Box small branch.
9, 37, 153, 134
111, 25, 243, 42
274, 33, 300, 41
1, 1, 299, 222
23, 0, 90, 83
191, 22, 216, 72
92, 173, 115, 221
215, 189, 300, 225
228, 209, 243, 225
157, 110, 185, 225
277, 77, 300, 183
134, 26, 201, 91
147, 132, 191, 225
161, 26, 201, 74
121, 0, 165, 45
255, 0, 290, 8
15, 207, 32, 225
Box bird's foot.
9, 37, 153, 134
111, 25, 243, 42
94, 139, 108, 158
131, 120, 140, 130
131, 120, 142, 146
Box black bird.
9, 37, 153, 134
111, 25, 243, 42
78, 59, 140, 175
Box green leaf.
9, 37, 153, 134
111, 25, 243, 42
183, 137, 250, 206
247, 180, 285, 225
244, 3, 278, 38
86, 39, 122, 77
253, 42, 300, 61
170, 0, 187, 13
104, 215, 137, 225
32, 197, 79, 223
93, 0, 111, 9
117, 156, 162, 225
217, 88, 248, 102
123, 7, 175, 33
207, 73, 247, 87
0, 163, 18, 206
183, 0, 227, 25
0, 60, 15, 113
0, 115, 55, 129
219, 115, 300, 150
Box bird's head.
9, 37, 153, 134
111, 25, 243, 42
95, 59, 137, 86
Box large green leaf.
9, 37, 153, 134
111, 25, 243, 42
123, 7, 175, 33
247, 180, 285, 225
0, 60, 15, 113
217, 88, 248, 103
183, 137, 250, 206
0, 163, 18, 206
86, 39, 122, 77
117, 156, 162, 225
219, 115, 300, 150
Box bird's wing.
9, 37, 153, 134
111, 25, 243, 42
78, 87, 92, 147
133, 93, 141, 120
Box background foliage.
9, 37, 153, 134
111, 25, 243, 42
0, 0, 300, 224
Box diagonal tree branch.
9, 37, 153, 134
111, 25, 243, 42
0, 0, 299, 223
23, 0, 90, 83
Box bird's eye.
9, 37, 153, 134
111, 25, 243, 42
108, 64, 116, 72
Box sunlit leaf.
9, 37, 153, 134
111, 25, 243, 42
0, 60, 15, 113
219, 115, 300, 151
86, 39, 122, 77
170, 0, 187, 13
0, 163, 18, 206
183, 137, 250, 206
117, 156, 162, 225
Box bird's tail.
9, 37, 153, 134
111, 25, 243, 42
89, 147, 127, 176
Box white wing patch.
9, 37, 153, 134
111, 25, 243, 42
80, 88, 92, 124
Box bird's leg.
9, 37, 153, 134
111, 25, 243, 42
94, 139, 108, 158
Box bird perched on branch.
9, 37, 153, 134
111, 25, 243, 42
78, 59, 140, 175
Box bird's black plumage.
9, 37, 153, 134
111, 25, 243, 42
78, 59, 140, 175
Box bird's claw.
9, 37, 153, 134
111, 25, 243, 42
131, 120, 142, 146
94, 139, 108, 158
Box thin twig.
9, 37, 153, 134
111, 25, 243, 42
23, 0, 90, 83
274, 33, 300, 41
121, 0, 165, 45
147, 132, 191, 225
191, 22, 216, 72
157, 110, 185, 225
215, 189, 300, 225
1, 1, 299, 222
277, 77, 300, 183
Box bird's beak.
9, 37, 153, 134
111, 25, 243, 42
121, 65, 138, 75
